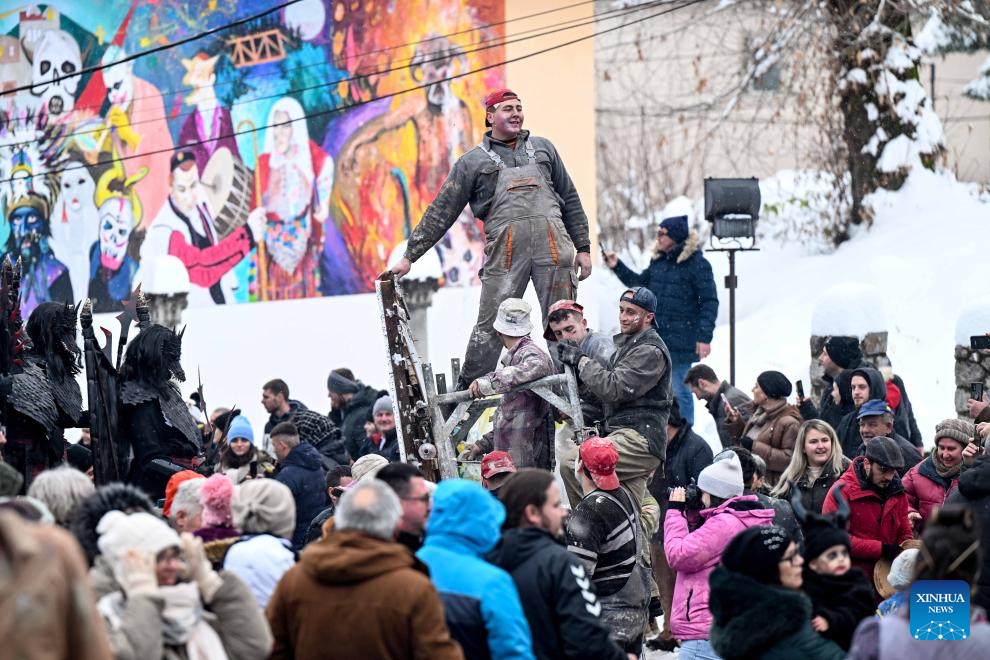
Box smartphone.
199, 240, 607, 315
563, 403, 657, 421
972, 335, 990, 350
720, 393, 732, 411
249, 460, 258, 479
973, 382, 986, 402
796, 380, 805, 399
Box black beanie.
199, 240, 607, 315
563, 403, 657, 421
825, 336, 863, 369
721, 525, 792, 585
803, 521, 851, 562
757, 370, 792, 399
327, 371, 361, 394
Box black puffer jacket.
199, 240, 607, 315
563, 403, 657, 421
330, 385, 385, 460
837, 368, 887, 459
799, 368, 858, 431
947, 454, 990, 612
487, 528, 626, 660
801, 567, 875, 650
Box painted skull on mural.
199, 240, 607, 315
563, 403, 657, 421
98, 196, 135, 270
26, 29, 82, 117
101, 46, 135, 111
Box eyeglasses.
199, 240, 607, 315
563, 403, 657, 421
780, 552, 802, 566
401, 494, 431, 504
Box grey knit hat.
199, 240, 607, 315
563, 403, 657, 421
698, 452, 744, 499
373, 395, 393, 416
232, 479, 296, 539
934, 418, 975, 446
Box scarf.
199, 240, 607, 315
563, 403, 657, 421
932, 451, 962, 480
98, 582, 229, 660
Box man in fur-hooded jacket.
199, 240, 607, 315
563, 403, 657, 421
605, 215, 718, 425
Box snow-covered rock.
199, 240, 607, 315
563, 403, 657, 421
811, 284, 887, 338
956, 299, 990, 347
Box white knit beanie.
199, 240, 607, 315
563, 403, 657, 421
697, 452, 744, 500
888, 548, 919, 591
96, 510, 181, 566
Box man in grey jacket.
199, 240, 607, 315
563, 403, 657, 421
684, 364, 752, 449
391, 88, 592, 389
557, 287, 672, 509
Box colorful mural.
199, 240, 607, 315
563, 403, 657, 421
0, 1, 505, 315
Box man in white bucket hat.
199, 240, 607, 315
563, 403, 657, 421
461, 299, 555, 468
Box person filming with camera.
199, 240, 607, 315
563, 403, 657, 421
662, 451, 775, 659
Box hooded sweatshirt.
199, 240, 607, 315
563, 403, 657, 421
837, 367, 887, 459
417, 480, 535, 660
266, 529, 462, 660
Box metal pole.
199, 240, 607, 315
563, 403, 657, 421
726, 250, 737, 385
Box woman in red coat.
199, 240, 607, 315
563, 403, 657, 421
903, 418, 975, 530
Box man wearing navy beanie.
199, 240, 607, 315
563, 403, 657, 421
604, 215, 719, 425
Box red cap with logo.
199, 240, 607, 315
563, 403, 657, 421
543, 299, 584, 341
577, 437, 620, 490
481, 450, 517, 479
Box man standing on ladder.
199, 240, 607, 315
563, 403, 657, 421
391, 88, 592, 389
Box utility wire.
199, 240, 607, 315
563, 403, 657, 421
0, 1, 301, 99
5, 0, 608, 122
3, 0, 677, 151
1, 0, 704, 186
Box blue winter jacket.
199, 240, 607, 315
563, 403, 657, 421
417, 480, 535, 660
274, 442, 327, 550
613, 231, 719, 359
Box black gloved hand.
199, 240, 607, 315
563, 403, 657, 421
556, 341, 585, 368
881, 543, 902, 560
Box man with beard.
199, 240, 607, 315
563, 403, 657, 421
556, 287, 671, 509
822, 436, 912, 601
489, 468, 630, 660
0, 300, 86, 490
118, 324, 202, 500
6, 194, 72, 313
835, 366, 887, 459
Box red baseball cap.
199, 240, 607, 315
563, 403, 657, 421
577, 437, 620, 490
543, 299, 584, 341
481, 450, 517, 479
483, 88, 520, 127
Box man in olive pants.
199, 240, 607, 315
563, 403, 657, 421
391, 88, 592, 388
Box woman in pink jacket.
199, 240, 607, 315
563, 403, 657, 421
665, 451, 776, 659
903, 418, 975, 529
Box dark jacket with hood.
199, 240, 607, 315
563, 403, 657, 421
488, 528, 626, 660
331, 385, 384, 461
947, 454, 990, 612
801, 566, 875, 650
274, 442, 327, 550
416, 480, 534, 660
800, 368, 858, 431
889, 373, 923, 448
837, 367, 887, 459
709, 566, 845, 660
612, 231, 719, 360
266, 529, 463, 660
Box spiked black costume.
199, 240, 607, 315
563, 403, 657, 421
0, 300, 87, 489
118, 324, 202, 499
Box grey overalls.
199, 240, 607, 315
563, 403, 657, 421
460, 138, 577, 384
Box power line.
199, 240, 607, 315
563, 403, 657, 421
0, 1, 301, 99
3, 0, 679, 153
5, 0, 608, 122
1, 0, 705, 186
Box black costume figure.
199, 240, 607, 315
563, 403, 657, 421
118, 324, 201, 499
1, 301, 86, 490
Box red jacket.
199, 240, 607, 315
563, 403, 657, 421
902, 457, 959, 524
822, 457, 912, 580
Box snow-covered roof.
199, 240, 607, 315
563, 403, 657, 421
955, 298, 990, 347
811, 283, 887, 337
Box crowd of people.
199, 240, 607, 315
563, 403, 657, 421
1, 86, 989, 658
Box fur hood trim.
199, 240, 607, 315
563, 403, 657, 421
652, 229, 701, 263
